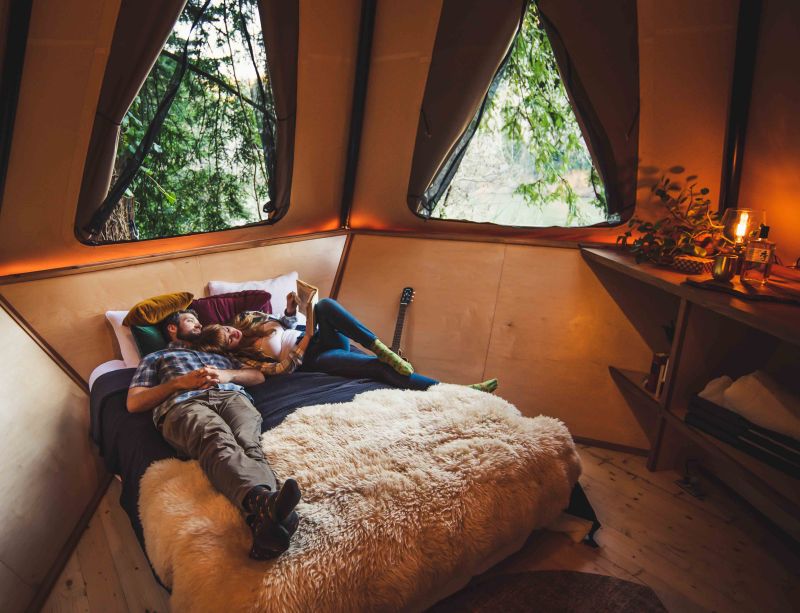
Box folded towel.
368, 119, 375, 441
721, 371, 800, 441
698, 375, 733, 406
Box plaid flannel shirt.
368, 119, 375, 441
234, 310, 306, 377
129, 341, 252, 425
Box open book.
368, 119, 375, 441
296, 279, 318, 332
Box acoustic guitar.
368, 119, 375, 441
390, 287, 414, 359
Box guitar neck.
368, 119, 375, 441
390, 304, 408, 353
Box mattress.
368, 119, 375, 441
89, 359, 128, 390
90, 370, 583, 611
138, 385, 582, 612
90, 368, 392, 546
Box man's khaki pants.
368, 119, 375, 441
160, 390, 277, 509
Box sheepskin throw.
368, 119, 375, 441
140, 384, 581, 612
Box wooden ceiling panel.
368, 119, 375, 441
290, 0, 360, 231
738, 0, 800, 265
349, 0, 443, 232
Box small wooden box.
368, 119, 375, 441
673, 255, 714, 275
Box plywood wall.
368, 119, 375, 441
635, 0, 737, 220
738, 0, 800, 265
337, 235, 653, 449
0, 306, 102, 613
0, 235, 346, 382
350, 0, 738, 244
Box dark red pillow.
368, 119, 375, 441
190, 290, 272, 325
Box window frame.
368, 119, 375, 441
405, 0, 637, 231
74, 0, 298, 247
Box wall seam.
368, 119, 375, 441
330, 232, 355, 299
0, 557, 32, 590
481, 243, 508, 381
0, 294, 89, 391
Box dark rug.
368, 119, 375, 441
429, 570, 667, 612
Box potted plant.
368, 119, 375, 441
617, 175, 723, 267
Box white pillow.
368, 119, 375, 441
105, 310, 141, 368
207, 271, 302, 320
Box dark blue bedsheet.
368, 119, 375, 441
90, 369, 392, 547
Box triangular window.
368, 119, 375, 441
96, 0, 276, 242
429, 4, 607, 227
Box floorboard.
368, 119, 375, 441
40, 447, 800, 612
73, 501, 131, 613
98, 493, 170, 613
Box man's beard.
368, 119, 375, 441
177, 329, 201, 341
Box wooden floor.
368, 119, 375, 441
41, 445, 800, 612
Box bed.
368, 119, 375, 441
90, 363, 392, 546
90, 363, 584, 612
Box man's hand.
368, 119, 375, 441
127, 367, 265, 414
195, 367, 265, 387
173, 367, 221, 391
285, 291, 299, 316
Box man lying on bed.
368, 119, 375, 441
126, 309, 301, 561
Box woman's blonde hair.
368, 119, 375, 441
192, 324, 228, 354
230, 310, 275, 350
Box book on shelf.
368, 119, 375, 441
655, 358, 669, 399
644, 352, 669, 399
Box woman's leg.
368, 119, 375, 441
314, 299, 377, 347
307, 349, 438, 391
306, 299, 412, 375
303, 298, 375, 364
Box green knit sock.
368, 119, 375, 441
469, 378, 498, 394
371, 339, 414, 375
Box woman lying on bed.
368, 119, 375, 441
193, 295, 498, 393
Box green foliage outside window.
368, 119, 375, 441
110, 1, 606, 237
497, 5, 606, 218
437, 4, 607, 227
113, 0, 270, 240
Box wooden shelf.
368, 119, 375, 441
667, 405, 796, 487
608, 366, 660, 406
611, 364, 800, 535
610, 365, 799, 494
595, 247, 800, 540
664, 407, 800, 531
581, 247, 800, 345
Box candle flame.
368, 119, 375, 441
735, 211, 749, 242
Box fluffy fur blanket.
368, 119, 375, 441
140, 384, 581, 612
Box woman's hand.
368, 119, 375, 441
285, 291, 299, 316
